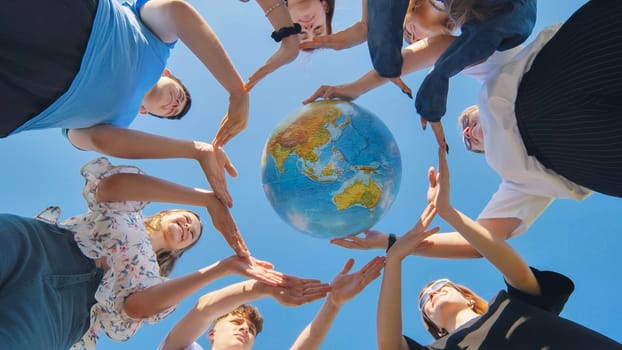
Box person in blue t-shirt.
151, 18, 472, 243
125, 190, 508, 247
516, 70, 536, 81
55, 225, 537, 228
1, 0, 300, 209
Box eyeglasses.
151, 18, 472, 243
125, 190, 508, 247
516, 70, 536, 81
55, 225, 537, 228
461, 116, 485, 154
418, 278, 451, 310
461, 116, 474, 151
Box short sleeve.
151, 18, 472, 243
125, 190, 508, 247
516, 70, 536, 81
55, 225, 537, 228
478, 181, 553, 237
80, 157, 149, 213
505, 267, 574, 315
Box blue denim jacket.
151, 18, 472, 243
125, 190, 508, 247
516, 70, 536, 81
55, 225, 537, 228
367, 0, 537, 122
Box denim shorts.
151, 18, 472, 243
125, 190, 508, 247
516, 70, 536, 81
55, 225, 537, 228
0, 214, 103, 349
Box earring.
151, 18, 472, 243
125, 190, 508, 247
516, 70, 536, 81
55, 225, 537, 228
468, 299, 475, 308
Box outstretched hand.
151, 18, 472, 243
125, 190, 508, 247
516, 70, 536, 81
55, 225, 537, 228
246, 35, 299, 91
212, 91, 249, 148
328, 257, 385, 307
205, 193, 249, 258
195, 142, 237, 208
329, 230, 388, 250
387, 203, 439, 260
224, 255, 286, 287
302, 83, 362, 104
269, 276, 331, 307
389, 77, 413, 99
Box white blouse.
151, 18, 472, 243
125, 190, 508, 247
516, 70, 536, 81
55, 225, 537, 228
41, 157, 175, 349
464, 24, 592, 237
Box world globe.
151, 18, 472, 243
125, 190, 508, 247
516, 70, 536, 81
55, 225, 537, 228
260, 100, 402, 239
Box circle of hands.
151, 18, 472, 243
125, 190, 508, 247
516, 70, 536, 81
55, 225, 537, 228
225, 254, 385, 308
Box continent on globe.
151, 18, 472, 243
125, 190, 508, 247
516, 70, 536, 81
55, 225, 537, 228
261, 100, 402, 239
333, 178, 381, 210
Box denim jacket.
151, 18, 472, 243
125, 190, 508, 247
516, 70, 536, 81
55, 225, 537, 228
367, 0, 537, 121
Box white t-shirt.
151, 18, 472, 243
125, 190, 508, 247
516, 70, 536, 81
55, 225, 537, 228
157, 340, 204, 350
465, 24, 592, 237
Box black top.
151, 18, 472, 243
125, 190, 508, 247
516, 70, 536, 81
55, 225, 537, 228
405, 268, 622, 349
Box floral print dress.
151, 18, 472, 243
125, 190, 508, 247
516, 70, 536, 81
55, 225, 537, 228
40, 157, 175, 349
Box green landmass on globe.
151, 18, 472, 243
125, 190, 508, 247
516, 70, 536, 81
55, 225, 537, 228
261, 100, 402, 239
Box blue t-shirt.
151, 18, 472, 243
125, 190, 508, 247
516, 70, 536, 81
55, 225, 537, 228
11, 0, 174, 134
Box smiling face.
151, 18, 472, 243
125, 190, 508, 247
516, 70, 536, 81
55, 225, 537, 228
288, 0, 330, 43
141, 76, 188, 118
403, 0, 452, 44
159, 210, 202, 252
421, 283, 470, 323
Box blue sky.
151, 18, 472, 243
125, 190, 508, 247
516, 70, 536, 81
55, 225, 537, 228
1, 0, 620, 348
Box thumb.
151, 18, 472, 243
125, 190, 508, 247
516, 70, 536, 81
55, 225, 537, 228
340, 258, 355, 275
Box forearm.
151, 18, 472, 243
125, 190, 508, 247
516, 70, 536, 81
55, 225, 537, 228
411, 232, 482, 259
68, 125, 200, 160
124, 260, 231, 319
165, 280, 269, 350
290, 299, 341, 350
257, 0, 295, 29
96, 173, 212, 205
351, 35, 455, 97
376, 256, 405, 350
440, 208, 537, 292
402, 35, 456, 75
170, 1, 245, 95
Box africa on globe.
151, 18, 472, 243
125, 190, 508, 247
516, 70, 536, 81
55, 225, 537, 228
260, 100, 402, 239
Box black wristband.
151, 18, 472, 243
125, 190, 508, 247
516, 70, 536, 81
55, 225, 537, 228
271, 23, 302, 42
386, 234, 397, 252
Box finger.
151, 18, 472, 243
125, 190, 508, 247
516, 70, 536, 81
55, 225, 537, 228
430, 122, 448, 153
251, 257, 275, 270
339, 258, 355, 275
420, 116, 428, 131
390, 77, 412, 99
247, 66, 270, 91
224, 159, 238, 178
427, 167, 437, 187
302, 87, 326, 104
329, 239, 359, 249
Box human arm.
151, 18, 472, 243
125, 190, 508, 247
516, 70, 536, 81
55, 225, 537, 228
67, 125, 236, 208
96, 171, 248, 257
138, 0, 248, 147
377, 204, 437, 350
299, 0, 368, 51
245, 0, 300, 91
162, 278, 330, 350
302, 35, 455, 104
123, 255, 285, 319
290, 257, 385, 350
430, 147, 540, 295
330, 217, 521, 259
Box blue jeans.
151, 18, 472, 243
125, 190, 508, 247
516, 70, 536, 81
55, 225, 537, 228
0, 214, 103, 349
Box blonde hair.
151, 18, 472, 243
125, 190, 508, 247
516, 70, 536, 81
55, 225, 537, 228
144, 209, 203, 277
419, 281, 488, 339
441, 0, 507, 27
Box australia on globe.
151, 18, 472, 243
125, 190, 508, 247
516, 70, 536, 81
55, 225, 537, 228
260, 100, 402, 239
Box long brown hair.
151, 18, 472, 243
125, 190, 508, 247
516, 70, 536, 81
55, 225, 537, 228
419, 281, 488, 339
440, 0, 508, 27
144, 209, 203, 277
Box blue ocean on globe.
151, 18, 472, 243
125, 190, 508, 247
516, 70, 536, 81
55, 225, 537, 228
260, 100, 402, 239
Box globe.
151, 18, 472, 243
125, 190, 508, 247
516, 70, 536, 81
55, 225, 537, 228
260, 100, 402, 239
